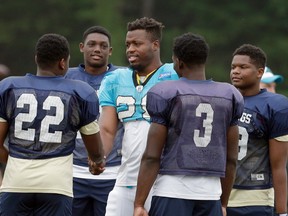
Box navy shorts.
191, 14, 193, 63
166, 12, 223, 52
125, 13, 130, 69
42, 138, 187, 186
149, 196, 223, 216
227, 205, 274, 216
0, 192, 72, 216
72, 177, 116, 216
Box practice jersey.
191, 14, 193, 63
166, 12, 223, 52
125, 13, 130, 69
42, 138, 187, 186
0, 73, 99, 196
66, 63, 123, 168
147, 78, 244, 177
99, 63, 179, 186
233, 89, 288, 189
99, 63, 179, 123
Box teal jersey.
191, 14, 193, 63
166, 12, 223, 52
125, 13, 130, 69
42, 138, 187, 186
99, 63, 179, 122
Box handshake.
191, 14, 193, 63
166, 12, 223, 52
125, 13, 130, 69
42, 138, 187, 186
88, 156, 106, 175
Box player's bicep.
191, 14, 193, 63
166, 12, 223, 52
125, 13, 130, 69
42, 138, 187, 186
226, 125, 239, 163
144, 123, 167, 160
269, 138, 288, 170
99, 106, 118, 135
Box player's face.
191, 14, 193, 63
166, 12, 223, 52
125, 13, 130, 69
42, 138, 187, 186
80, 33, 112, 69
230, 55, 262, 91
126, 29, 156, 72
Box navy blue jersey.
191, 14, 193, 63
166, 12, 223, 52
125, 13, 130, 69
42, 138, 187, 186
0, 74, 99, 159
147, 78, 244, 177
233, 89, 288, 189
65, 64, 123, 167
66, 63, 116, 91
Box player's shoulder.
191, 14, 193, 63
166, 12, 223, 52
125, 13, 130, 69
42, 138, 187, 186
66, 78, 94, 90
103, 67, 132, 83
156, 63, 178, 80
213, 81, 242, 96
148, 79, 179, 100
107, 63, 126, 72
261, 90, 288, 108
65, 64, 84, 78
0, 75, 27, 89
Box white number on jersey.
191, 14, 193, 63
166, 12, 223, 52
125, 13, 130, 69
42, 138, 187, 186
194, 103, 214, 147
238, 126, 248, 160
15, 93, 64, 143
116, 95, 149, 121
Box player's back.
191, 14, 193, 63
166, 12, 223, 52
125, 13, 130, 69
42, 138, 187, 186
0, 74, 99, 159
147, 78, 243, 177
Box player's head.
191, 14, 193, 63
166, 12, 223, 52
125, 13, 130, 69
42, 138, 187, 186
172, 32, 209, 77
35, 33, 70, 76
83, 26, 111, 45
126, 17, 164, 72
80, 26, 112, 70
230, 44, 266, 91
0, 64, 10, 80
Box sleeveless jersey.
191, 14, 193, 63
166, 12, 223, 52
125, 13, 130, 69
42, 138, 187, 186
233, 89, 288, 189
147, 78, 244, 177
65, 63, 123, 167
0, 74, 99, 159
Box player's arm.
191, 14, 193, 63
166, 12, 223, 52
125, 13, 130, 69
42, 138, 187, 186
134, 122, 167, 216
99, 106, 118, 157
80, 121, 105, 175
221, 125, 239, 212
0, 119, 9, 163
269, 136, 288, 214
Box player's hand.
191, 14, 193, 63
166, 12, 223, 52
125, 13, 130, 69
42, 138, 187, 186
221, 206, 227, 216
88, 157, 105, 175
134, 206, 148, 216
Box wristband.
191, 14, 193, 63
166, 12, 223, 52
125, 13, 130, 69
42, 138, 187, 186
277, 213, 287, 216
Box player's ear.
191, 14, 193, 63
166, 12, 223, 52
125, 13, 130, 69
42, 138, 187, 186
59, 58, 66, 70
79, 42, 84, 53
109, 46, 112, 56
257, 67, 264, 79
178, 59, 185, 69
152, 40, 160, 51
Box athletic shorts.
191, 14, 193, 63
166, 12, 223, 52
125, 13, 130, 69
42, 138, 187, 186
0, 192, 72, 216
149, 196, 222, 216
72, 177, 116, 216
105, 186, 152, 216
227, 205, 274, 216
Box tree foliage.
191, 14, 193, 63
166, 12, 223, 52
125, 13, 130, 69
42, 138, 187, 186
0, 0, 287, 94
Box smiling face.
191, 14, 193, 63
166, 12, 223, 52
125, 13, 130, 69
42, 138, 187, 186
125, 29, 159, 74
80, 32, 112, 72
230, 55, 263, 95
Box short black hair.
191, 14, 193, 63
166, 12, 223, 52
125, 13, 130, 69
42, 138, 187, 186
173, 32, 209, 65
83, 26, 111, 45
35, 33, 70, 69
127, 17, 164, 42
232, 44, 266, 68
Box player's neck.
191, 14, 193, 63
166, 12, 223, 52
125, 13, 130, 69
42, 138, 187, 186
184, 65, 206, 80
37, 69, 63, 77
136, 61, 162, 76
85, 64, 109, 75
239, 84, 261, 97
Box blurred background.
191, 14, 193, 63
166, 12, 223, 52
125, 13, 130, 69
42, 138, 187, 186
0, 0, 287, 95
